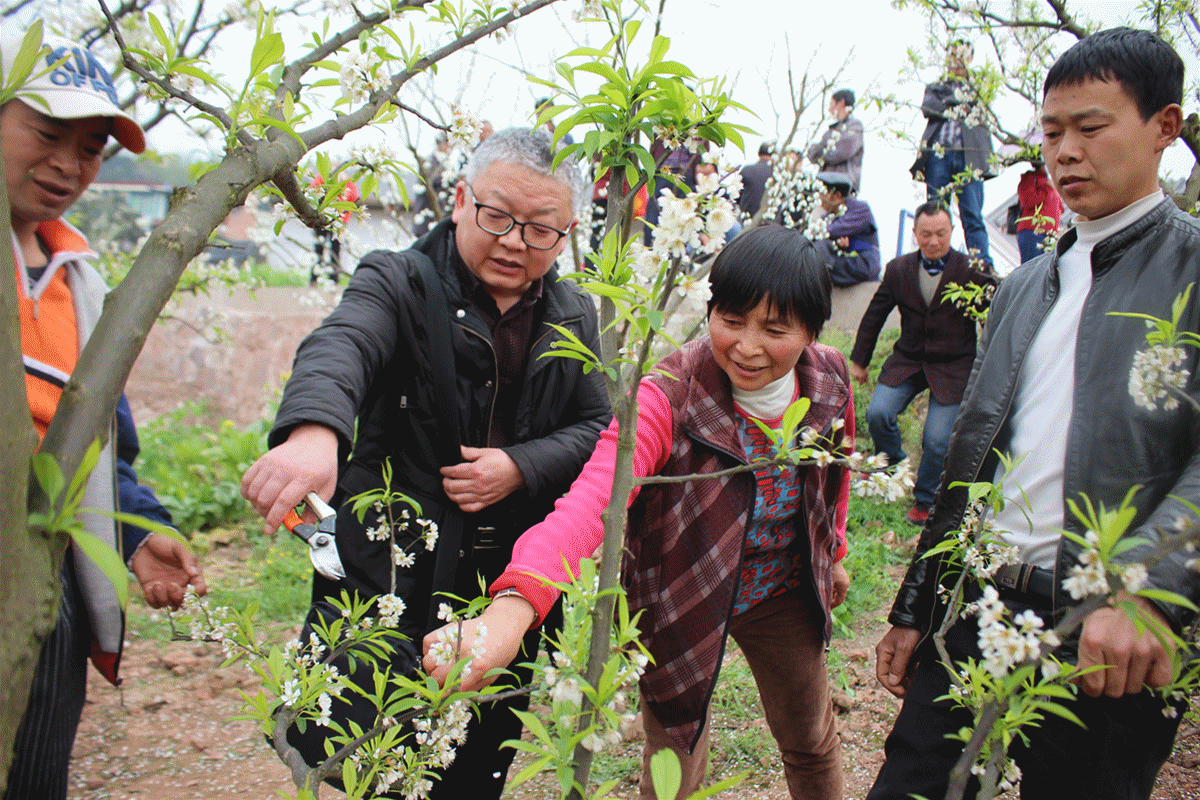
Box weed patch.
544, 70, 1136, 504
136, 401, 270, 535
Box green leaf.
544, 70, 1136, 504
63, 439, 102, 518
648, 748, 682, 800
68, 528, 129, 608
30, 452, 65, 504
100, 511, 187, 545
781, 397, 811, 440
688, 770, 749, 797
507, 753, 554, 785
1137, 588, 1199, 612
147, 13, 173, 57
249, 32, 284, 79
249, 115, 306, 147
4, 22, 46, 99
1033, 699, 1085, 728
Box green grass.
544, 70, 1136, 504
136, 400, 270, 535
821, 327, 927, 466
126, 529, 314, 641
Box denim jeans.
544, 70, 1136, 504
1018, 228, 1051, 263
925, 148, 990, 267
865, 373, 959, 508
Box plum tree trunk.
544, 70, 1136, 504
0, 150, 54, 794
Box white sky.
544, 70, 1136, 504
122, 0, 1200, 262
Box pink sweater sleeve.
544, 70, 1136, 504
833, 388, 854, 562
489, 381, 674, 625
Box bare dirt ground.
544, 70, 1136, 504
66, 555, 1200, 800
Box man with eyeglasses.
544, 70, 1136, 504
242, 127, 610, 799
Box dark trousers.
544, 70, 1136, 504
639, 591, 842, 800
867, 592, 1183, 800
5, 557, 90, 800
425, 625, 539, 799
425, 545, 557, 799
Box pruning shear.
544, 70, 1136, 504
282, 492, 346, 580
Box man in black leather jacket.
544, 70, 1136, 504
869, 28, 1200, 800
242, 128, 610, 799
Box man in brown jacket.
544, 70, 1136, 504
849, 201, 995, 523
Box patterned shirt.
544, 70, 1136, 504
732, 414, 807, 615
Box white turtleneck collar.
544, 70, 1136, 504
732, 371, 798, 422
1071, 190, 1164, 252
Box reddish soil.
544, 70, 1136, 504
64, 556, 1198, 800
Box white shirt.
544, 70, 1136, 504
991, 191, 1164, 566
732, 371, 797, 421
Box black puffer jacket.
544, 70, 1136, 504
891, 200, 1200, 648
271, 220, 611, 637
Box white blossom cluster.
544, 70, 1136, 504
413, 607, 494, 686
339, 47, 393, 105
363, 698, 470, 798
377, 593, 407, 627
629, 161, 740, 301
573, 0, 604, 21
177, 586, 239, 658
954, 507, 1018, 580
943, 83, 990, 129
758, 161, 844, 241
539, 643, 648, 753
448, 105, 484, 151
1128, 344, 1189, 411
371, 747, 432, 800
425, 625, 459, 670
1061, 532, 1109, 600
969, 758, 1023, 793
651, 124, 704, 154
969, 585, 1059, 679
651, 185, 737, 259
282, 630, 326, 667
276, 656, 343, 732
816, 127, 842, 161
1060, 531, 1149, 601
412, 699, 472, 767
349, 142, 404, 170
853, 455, 915, 503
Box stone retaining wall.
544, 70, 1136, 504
125, 282, 896, 427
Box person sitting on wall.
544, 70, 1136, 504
813, 171, 881, 287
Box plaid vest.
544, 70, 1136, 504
627, 336, 851, 751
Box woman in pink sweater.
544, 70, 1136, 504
424, 225, 854, 799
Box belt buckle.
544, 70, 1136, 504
995, 563, 1020, 590
474, 525, 499, 549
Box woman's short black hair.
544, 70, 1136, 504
706, 224, 832, 339
1044, 27, 1183, 122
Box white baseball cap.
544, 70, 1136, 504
2, 33, 145, 153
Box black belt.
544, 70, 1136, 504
993, 562, 1055, 602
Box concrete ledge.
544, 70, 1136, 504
828, 280, 899, 336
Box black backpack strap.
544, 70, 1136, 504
408, 253, 467, 634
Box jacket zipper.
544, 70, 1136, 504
457, 323, 499, 446
455, 311, 584, 446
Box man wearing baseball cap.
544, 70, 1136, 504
3, 33, 206, 800
813, 170, 882, 287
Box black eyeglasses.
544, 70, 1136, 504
467, 185, 570, 250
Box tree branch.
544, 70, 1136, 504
293, 0, 564, 153
97, 0, 249, 144
272, 169, 324, 231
